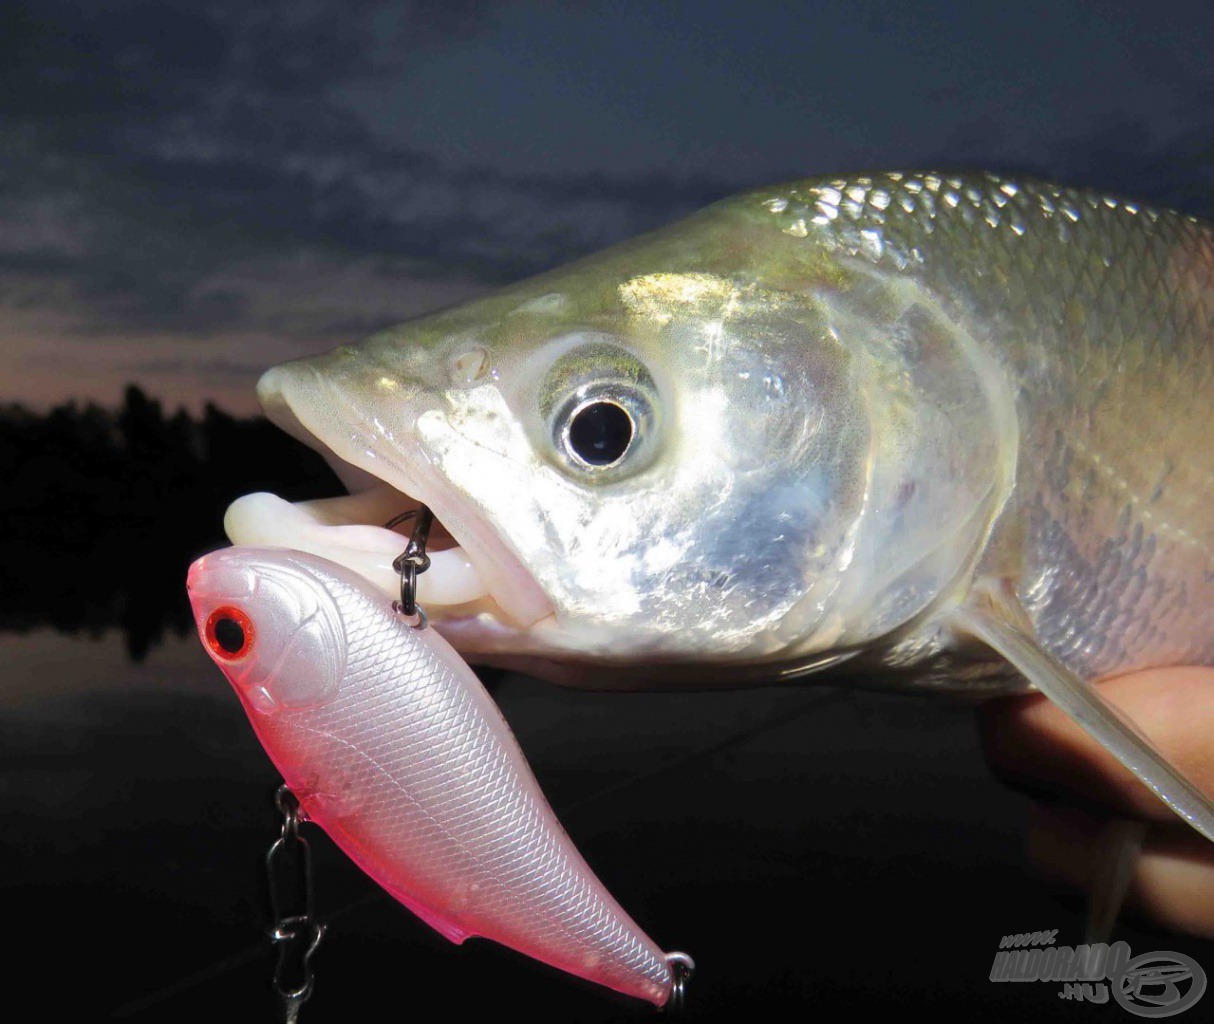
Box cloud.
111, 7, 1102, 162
0, 0, 495, 127
5, 0, 1211, 397
0, 0, 737, 353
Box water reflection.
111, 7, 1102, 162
1, 385, 342, 659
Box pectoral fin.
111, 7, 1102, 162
949, 583, 1214, 843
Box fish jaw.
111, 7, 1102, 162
234, 357, 556, 633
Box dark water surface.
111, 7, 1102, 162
6, 628, 1211, 1021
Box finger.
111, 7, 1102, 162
1027, 804, 1214, 940
979, 666, 1214, 823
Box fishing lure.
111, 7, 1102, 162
188, 544, 688, 1006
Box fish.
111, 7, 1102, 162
223, 172, 1214, 933
186, 545, 682, 1006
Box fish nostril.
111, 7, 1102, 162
450, 344, 491, 386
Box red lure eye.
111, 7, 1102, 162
205, 605, 254, 660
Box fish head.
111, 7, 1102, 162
233, 186, 1011, 680
187, 547, 348, 712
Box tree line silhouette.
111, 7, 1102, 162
0, 385, 343, 660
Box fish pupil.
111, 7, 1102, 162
568, 401, 633, 466
214, 617, 246, 654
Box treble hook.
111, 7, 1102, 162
384, 506, 433, 627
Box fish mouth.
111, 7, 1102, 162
224, 363, 555, 634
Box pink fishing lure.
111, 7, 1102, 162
187, 546, 677, 1005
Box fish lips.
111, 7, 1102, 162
245, 360, 555, 632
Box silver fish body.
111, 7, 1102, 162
233, 171, 1213, 692
187, 547, 675, 1005
785, 173, 1214, 682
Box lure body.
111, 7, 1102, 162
187, 546, 673, 1005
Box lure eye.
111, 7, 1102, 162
565, 400, 635, 467
205, 605, 254, 660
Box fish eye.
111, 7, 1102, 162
538, 340, 659, 476
553, 384, 653, 474
205, 605, 254, 660
566, 400, 634, 466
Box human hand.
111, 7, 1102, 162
979, 666, 1214, 939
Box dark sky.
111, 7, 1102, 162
3, 0, 1213, 414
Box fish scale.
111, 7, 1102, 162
758, 172, 1214, 678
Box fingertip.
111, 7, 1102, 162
1026, 805, 1214, 940
981, 667, 1214, 823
